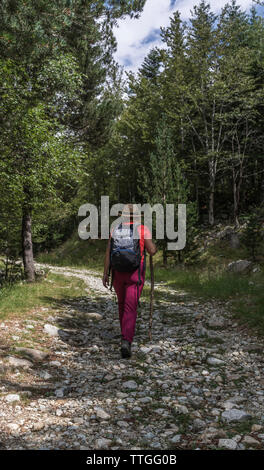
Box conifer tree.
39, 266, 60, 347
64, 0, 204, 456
139, 117, 196, 264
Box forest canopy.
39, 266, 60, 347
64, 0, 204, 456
0, 0, 264, 278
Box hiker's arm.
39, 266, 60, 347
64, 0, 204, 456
102, 238, 111, 287
144, 238, 157, 256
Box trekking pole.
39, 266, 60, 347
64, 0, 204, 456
149, 255, 154, 341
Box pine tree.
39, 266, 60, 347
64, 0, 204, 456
139, 117, 196, 265
139, 47, 162, 82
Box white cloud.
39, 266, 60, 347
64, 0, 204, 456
113, 0, 256, 75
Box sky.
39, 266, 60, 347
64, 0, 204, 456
113, 0, 259, 75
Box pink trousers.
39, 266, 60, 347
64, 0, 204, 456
113, 264, 145, 343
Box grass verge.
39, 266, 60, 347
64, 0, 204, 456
0, 273, 88, 319
36, 234, 106, 270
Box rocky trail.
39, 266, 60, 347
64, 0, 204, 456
0, 263, 264, 450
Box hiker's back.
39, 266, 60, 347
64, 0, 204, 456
110, 222, 143, 273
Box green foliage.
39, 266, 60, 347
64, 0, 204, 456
240, 205, 264, 260
139, 47, 162, 81
0, 0, 146, 270
139, 116, 198, 264
114, 1, 264, 229
1, 0, 264, 282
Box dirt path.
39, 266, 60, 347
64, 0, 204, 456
0, 264, 264, 450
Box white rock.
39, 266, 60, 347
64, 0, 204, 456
123, 380, 138, 389
139, 397, 152, 403
195, 326, 209, 337
140, 346, 152, 354
44, 324, 59, 336
7, 423, 19, 431
227, 260, 252, 273
95, 408, 111, 420
171, 434, 181, 443
8, 356, 32, 369
117, 421, 129, 427
154, 408, 167, 415
95, 438, 112, 449
252, 266, 261, 273
5, 394, 20, 403
193, 418, 206, 430
208, 315, 225, 328
174, 405, 189, 415
32, 422, 44, 431
85, 312, 102, 321
251, 424, 262, 432
221, 409, 252, 423
38, 371, 52, 380
207, 357, 225, 366
222, 401, 238, 410
218, 439, 237, 450
49, 361, 61, 367
14, 347, 49, 362
242, 436, 261, 447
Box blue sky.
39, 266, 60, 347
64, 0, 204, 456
113, 0, 260, 74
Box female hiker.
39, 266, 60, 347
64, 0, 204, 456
102, 204, 157, 358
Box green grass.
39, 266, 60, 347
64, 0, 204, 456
158, 265, 264, 334
152, 264, 260, 299
36, 233, 107, 270
223, 419, 258, 437
231, 286, 264, 334
0, 272, 87, 319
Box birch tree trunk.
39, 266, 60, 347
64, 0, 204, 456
22, 206, 35, 282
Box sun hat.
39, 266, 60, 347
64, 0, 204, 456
118, 203, 141, 220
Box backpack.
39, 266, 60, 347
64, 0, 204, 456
109, 222, 146, 305
110, 222, 141, 272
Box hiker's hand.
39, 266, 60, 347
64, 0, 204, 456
102, 273, 109, 288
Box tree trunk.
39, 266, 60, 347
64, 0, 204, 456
208, 187, 214, 226
233, 177, 239, 228
208, 161, 215, 226
22, 207, 35, 282
162, 243, 167, 266
177, 250, 182, 263
194, 156, 200, 222
232, 164, 242, 228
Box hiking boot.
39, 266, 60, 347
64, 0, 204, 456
121, 339, 131, 359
